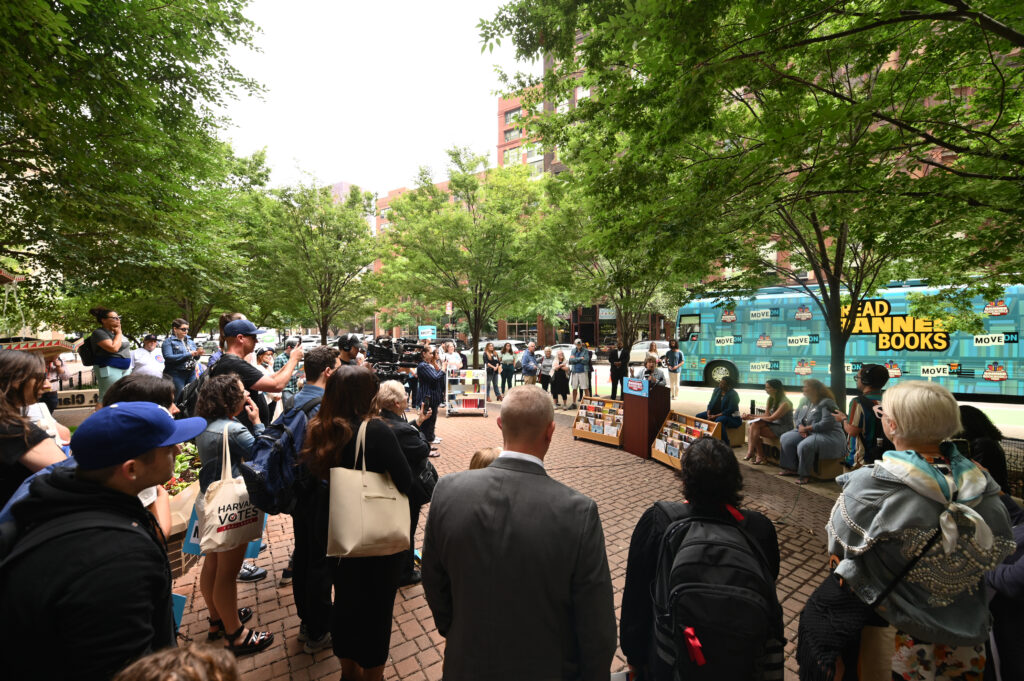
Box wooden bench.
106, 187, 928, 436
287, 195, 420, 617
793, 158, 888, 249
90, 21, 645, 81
757, 432, 843, 480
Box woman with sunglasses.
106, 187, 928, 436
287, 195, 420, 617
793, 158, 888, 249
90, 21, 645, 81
88, 307, 132, 400
162, 318, 203, 397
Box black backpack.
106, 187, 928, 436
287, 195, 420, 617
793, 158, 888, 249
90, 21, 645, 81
851, 394, 894, 465
78, 336, 96, 366
174, 369, 210, 418
0, 510, 150, 573
652, 502, 784, 681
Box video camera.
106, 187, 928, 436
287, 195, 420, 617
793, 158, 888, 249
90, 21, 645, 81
365, 336, 423, 385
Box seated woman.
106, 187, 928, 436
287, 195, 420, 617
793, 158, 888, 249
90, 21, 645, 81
778, 379, 845, 484
797, 381, 1014, 681
696, 376, 742, 445
741, 379, 793, 464
620, 437, 783, 680
639, 354, 667, 387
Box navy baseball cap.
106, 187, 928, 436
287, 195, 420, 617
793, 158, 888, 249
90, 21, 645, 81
71, 402, 207, 471
223, 319, 266, 337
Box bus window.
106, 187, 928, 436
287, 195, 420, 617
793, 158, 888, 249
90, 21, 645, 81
678, 315, 700, 341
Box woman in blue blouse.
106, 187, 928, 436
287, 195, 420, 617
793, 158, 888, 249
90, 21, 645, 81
696, 376, 742, 445
416, 346, 445, 445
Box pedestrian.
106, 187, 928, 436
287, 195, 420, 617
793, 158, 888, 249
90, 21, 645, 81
608, 339, 628, 400
88, 306, 132, 400
42, 357, 69, 413
483, 342, 502, 401
286, 346, 340, 652
161, 318, 203, 395
550, 350, 571, 409
194, 374, 275, 656
133, 333, 166, 378
833, 363, 890, 467
300, 366, 413, 681
274, 337, 302, 404
539, 346, 554, 392
0, 349, 66, 508
337, 334, 363, 366
499, 342, 515, 395
0, 401, 206, 681
621, 437, 783, 680
520, 341, 540, 384
439, 341, 462, 372
663, 339, 684, 399
415, 345, 445, 445
253, 345, 281, 417
208, 317, 303, 433
422, 385, 616, 680
207, 312, 246, 370
378, 379, 434, 586
567, 338, 591, 408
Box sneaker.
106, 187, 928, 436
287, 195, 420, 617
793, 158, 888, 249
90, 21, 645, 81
279, 561, 293, 586
302, 631, 333, 654
569, 403, 577, 410
237, 562, 268, 583
431, 437, 442, 444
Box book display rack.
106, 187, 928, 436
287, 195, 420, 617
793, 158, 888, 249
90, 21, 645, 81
445, 369, 488, 417
572, 396, 625, 447
651, 411, 722, 469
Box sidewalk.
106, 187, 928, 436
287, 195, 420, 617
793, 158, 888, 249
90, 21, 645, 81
173, 407, 837, 680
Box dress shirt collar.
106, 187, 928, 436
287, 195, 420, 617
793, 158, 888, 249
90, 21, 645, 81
498, 450, 545, 469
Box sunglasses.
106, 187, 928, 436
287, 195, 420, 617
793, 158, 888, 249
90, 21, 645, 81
872, 404, 885, 419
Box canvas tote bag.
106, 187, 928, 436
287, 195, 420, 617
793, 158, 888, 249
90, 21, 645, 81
199, 423, 265, 552
327, 419, 410, 557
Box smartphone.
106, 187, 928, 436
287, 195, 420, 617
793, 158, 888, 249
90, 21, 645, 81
423, 396, 431, 410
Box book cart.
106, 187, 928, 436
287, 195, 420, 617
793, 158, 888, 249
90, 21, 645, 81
572, 396, 625, 447
445, 368, 488, 417
650, 412, 722, 469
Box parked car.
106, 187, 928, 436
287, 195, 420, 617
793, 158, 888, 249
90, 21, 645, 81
477, 339, 529, 370
545, 343, 598, 366
629, 339, 670, 365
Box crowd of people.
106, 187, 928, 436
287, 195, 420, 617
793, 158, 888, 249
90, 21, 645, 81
0, 310, 1022, 681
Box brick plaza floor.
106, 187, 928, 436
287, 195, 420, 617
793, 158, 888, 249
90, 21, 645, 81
173, 407, 840, 681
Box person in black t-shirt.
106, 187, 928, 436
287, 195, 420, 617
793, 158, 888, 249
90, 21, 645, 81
208, 318, 303, 431
0, 349, 66, 508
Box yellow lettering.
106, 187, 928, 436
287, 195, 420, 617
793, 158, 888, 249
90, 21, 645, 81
870, 317, 892, 334
852, 317, 872, 334
891, 316, 914, 333
876, 300, 891, 316
934, 333, 949, 351
878, 334, 891, 350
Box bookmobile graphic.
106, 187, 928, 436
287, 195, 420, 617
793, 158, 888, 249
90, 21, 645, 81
676, 283, 1023, 400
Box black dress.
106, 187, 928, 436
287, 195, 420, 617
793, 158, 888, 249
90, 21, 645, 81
551, 363, 570, 399
327, 418, 413, 667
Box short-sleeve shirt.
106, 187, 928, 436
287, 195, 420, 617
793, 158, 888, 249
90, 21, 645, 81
209, 353, 269, 429
91, 328, 129, 360
0, 421, 49, 508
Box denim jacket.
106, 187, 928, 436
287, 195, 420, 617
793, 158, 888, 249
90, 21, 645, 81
161, 336, 196, 373
195, 418, 266, 493
568, 347, 590, 373
827, 445, 1014, 645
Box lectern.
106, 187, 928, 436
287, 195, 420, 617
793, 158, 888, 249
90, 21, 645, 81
621, 378, 671, 459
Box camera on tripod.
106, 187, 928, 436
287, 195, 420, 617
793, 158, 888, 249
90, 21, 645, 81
365, 336, 423, 384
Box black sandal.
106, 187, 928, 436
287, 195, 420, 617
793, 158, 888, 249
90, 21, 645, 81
207, 607, 254, 641
226, 625, 274, 656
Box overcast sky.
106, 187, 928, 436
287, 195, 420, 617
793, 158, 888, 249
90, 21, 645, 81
219, 0, 539, 196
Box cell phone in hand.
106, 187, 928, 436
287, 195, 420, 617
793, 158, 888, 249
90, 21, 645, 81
423, 396, 431, 410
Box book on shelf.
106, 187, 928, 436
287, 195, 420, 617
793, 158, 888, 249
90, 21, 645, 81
592, 424, 604, 434
605, 425, 619, 438
666, 444, 680, 458
654, 438, 666, 452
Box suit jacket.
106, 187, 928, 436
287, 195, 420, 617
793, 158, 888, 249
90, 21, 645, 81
608, 347, 628, 376
422, 457, 616, 681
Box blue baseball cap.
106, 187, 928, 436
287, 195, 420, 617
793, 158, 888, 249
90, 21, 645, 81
71, 402, 207, 471
223, 319, 266, 337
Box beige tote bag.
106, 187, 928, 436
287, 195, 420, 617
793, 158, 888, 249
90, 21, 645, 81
327, 420, 410, 557
199, 423, 265, 552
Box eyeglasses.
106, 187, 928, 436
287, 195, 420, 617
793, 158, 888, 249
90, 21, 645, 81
106, 315, 121, 321
179, 327, 189, 332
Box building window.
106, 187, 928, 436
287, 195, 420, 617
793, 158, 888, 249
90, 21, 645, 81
576, 86, 591, 101
556, 100, 569, 115
528, 159, 544, 177
504, 128, 521, 142
504, 108, 521, 125
525, 144, 543, 162
503, 147, 521, 165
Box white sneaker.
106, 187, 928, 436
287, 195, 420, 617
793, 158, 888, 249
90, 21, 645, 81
431, 437, 442, 444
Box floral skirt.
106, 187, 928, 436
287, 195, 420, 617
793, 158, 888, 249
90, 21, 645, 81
889, 631, 985, 681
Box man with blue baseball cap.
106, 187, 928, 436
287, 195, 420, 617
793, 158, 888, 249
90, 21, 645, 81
0, 402, 206, 681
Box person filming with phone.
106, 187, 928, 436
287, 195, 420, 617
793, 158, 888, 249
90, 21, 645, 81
416, 345, 445, 446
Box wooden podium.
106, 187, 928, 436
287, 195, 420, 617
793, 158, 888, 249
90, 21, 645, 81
621, 378, 671, 459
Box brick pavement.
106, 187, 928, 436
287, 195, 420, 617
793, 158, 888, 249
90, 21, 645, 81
173, 408, 839, 680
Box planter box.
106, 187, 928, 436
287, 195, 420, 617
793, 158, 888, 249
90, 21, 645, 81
167, 482, 200, 579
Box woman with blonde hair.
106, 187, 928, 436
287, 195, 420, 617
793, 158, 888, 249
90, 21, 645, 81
778, 379, 845, 484
798, 381, 1014, 680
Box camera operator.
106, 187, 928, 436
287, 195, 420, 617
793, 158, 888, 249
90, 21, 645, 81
336, 334, 362, 365
416, 345, 445, 446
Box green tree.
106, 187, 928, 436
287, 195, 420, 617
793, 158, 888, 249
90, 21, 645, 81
260, 184, 379, 346
380, 148, 556, 367
1, 0, 259, 291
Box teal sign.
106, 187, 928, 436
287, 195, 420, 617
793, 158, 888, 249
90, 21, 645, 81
418, 325, 437, 340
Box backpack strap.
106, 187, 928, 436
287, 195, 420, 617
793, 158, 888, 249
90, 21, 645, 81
0, 509, 152, 572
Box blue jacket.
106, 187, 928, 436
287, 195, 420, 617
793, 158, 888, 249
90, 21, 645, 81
568, 347, 590, 373
705, 387, 739, 416
416, 362, 446, 406
195, 418, 265, 493
521, 349, 540, 376
162, 335, 196, 374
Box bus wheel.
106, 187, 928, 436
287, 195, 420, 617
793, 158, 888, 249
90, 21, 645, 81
704, 361, 738, 387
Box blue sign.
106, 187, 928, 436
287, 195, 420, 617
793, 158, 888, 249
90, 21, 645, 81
622, 377, 650, 397
172, 594, 187, 632
418, 325, 437, 340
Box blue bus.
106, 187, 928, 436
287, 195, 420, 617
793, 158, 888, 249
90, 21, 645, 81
675, 283, 1022, 401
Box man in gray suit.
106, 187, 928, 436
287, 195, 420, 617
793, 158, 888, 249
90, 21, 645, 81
422, 385, 616, 681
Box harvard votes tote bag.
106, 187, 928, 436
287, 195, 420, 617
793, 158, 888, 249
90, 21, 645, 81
199, 423, 265, 552
327, 419, 410, 557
